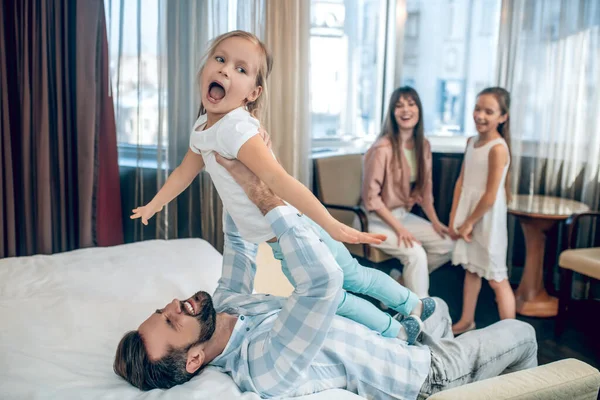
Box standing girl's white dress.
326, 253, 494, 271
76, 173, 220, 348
452, 137, 510, 282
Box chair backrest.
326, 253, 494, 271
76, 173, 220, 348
315, 153, 363, 206
314, 154, 364, 257
314, 153, 392, 263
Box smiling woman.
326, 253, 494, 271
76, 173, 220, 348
361, 87, 455, 298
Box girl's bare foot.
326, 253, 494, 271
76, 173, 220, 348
452, 320, 476, 335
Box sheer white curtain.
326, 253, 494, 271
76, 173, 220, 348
105, 0, 266, 250
497, 0, 600, 206
497, 0, 600, 296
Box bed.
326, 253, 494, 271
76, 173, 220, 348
0, 238, 361, 400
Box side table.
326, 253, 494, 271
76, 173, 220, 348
508, 195, 590, 317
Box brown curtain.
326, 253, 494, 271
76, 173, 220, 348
0, 0, 123, 258
264, 0, 311, 186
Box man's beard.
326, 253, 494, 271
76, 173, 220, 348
151, 291, 216, 387
186, 291, 217, 346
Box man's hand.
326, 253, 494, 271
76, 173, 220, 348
215, 154, 284, 215
258, 126, 272, 149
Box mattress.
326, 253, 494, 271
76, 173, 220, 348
0, 239, 361, 400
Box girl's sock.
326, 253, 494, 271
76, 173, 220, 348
396, 315, 423, 345
411, 300, 424, 318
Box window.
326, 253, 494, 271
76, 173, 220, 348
105, 0, 251, 165
309, 0, 388, 148
401, 0, 502, 137
105, 0, 166, 149
309, 0, 502, 152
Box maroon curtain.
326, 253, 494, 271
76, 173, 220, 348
0, 0, 123, 258
96, 5, 123, 247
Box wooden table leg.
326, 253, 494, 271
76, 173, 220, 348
515, 216, 559, 317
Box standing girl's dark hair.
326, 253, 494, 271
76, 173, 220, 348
477, 87, 512, 201
379, 86, 427, 193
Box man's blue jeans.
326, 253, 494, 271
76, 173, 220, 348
417, 298, 538, 398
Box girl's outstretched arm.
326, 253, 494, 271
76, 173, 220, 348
131, 149, 205, 225
456, 144, 508, 241
237, 135, 385, 245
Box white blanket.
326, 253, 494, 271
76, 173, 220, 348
0, 239, 360, 400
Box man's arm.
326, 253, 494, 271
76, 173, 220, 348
213, 213, 291, 313
216, 155, 344, 397
211, 213, 259, 308
211, 161, 286, 311
256, 208, 344, 396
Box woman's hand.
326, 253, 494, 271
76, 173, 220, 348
456, 221, 474, 242
448, 215, 460, 240
448, 226, 460, 241
325, 219, 386, 245
394, 225, 421, 248
432, 221, 450, 239
413, 194, 424, 204
130, 203, 163, 225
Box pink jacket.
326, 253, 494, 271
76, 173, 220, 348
361, 136, 434, 212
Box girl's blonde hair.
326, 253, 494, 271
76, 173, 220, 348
197, 30, 273, 123
477, 87, 512, 201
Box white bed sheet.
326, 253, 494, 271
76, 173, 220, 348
0, 239, 361, 400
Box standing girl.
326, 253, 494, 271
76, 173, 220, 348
450, 87, 516, 335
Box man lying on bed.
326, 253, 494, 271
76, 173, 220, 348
114, 155, 538, 399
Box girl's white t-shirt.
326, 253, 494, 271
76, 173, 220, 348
189, 107, 290, 243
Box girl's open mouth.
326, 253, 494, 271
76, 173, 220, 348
208, 81, 226, 103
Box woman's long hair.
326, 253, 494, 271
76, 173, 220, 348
379, 86, 426, 193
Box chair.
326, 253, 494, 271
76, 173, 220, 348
555, 211, 600, 337
313, 154, 392, 263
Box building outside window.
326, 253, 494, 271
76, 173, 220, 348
309, 0, 502, 153
309, 0, 388, 150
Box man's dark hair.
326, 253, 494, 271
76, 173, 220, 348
113, 330, 198, 390
114, 292, 216, 390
